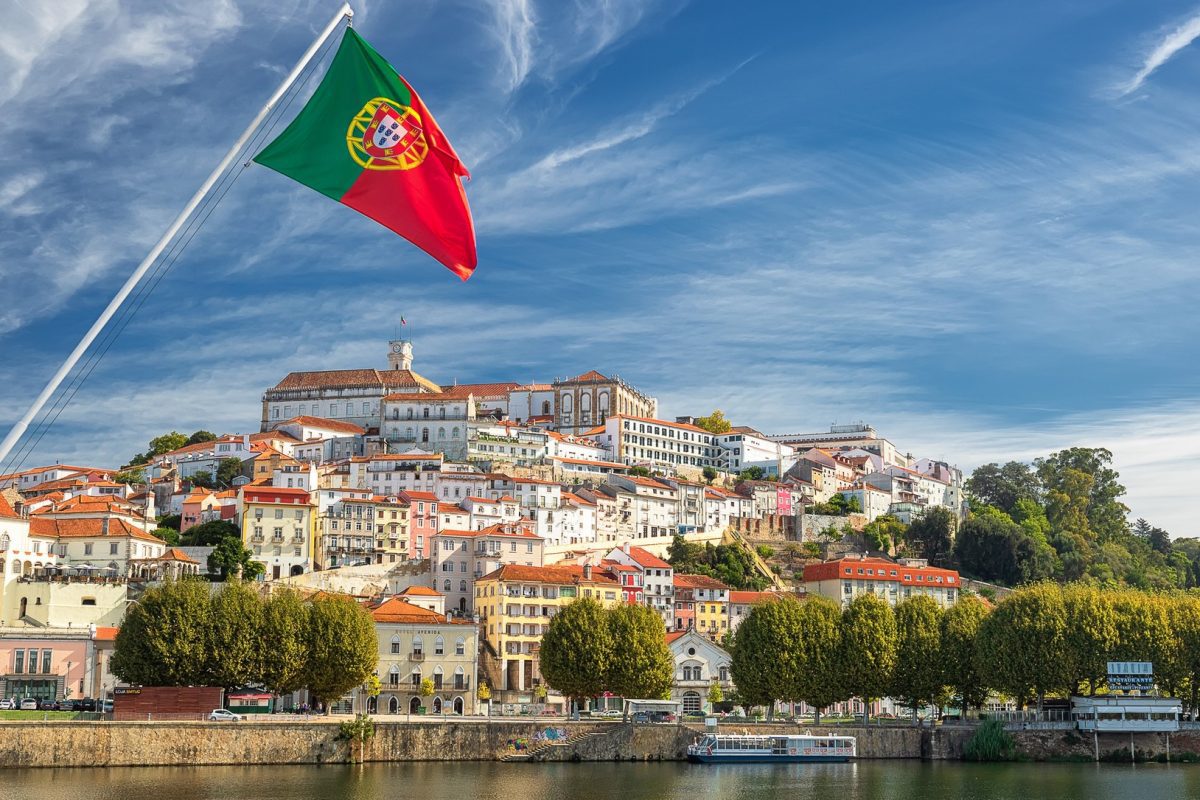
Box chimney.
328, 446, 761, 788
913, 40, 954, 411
623, 542, 631, 555
583, 563, 593, 580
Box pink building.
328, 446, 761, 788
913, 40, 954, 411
0, 625, 117, 704
398, 490, 438, 559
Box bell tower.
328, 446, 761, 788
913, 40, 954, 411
388, 339, 413, 371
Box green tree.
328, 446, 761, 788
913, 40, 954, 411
861, 515, 907, 553
730, 597, 802, 719
538, 598, 612, 709
113, 468, 146, 485
304, 595, 378, 710
628, 466, 652, 477
1110, 590, 1170, 676
954, 508, 1054, 586
792, 596, 846, 723
182, 520, 241, 547
738, 466, 766, 482
1060, 583, 1117, 695
186, 430, 217, 445
976, 583, 1068, 709
940, 594, 989, 713
889, 596, 944, 721
208, 581, 264, 687
149, 431, 189, 457
605, 604, 673, 701
965, 462, 1040, 515
216, 457, 245, 488
208, 536, 263, 581
158, 514, 182, 531
152, 527, 181, 547
905, 507, 956, 566
1164, 595, 1200, 714
838, 593, 897, 724
1036, 447, 1129, 543
189, 471, 216, 490
695, 410, 732, 435
707, 683, 724, 707
702, 466, 719, 485
258, 589, 310, 695
111, 579, 212, 686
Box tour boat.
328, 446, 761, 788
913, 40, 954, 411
686, 733, 856, 764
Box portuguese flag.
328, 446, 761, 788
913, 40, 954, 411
254, 28, 477, 280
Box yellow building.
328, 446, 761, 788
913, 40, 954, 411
474, 563, 621, 702
240, 486, 316, 580
673, 573, 730, 640
373, 495, 410, 564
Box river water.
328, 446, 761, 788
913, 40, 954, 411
2, 761, 1199, 800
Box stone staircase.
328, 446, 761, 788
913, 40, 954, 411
498, 728, 613, 762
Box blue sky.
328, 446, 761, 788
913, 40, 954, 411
2, 0, 1200, 534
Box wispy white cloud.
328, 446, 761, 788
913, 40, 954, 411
1119, 11, 1200, 95
488, 0, 536, 92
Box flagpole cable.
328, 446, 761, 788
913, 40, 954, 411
2, 25, 343, 477
0, 3, 353, 470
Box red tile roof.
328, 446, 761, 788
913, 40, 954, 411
478, 563, 619, 586
438, 382, 520, 396
29, 517, 165, 544
368, 597, 446, 624
399, 490, 438, 502
0, 494, 18, 519
674, 573, 730, 590
93, 626, 119, 642
665, 630, 687, 644
802, 557, 959, 585
397, 586, 441, 596
622, 545, 671, 570
564, 370, 609, 383
279, 416, 366, 435
437, 524, 541, 540
271, 368, 441, 393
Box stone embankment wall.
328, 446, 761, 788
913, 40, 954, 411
5, 720, 1185, 768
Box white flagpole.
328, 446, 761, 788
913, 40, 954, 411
0, 3, 354, 469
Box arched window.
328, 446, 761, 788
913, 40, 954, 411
454, 665, 465, 690
579, 393, 591, 413
443, 579, 452, 591
388, 696, 399, 714
459, 580, 467, 592
437, 427, 446, 439
455, 637, 465, 656
391, 635, 401, 654
451, 427, 459, 439
389, 664, 401, 686
598, 391, 610, 417
560, 394, 572, 413
434, 636, 445, 655
433, 666, 444, 689
0, 534, 9, 551
439, 407, 446, 419
412, 636, 423, 656
682, 691, 702, 714
541, 400, 550, 415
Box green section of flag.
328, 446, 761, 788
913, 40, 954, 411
254, 28, 413, 200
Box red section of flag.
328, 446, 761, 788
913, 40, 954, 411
341, 79, 476, 280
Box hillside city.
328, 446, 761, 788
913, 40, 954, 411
0, 338, 1191, 719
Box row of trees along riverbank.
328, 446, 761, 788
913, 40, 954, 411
538, 599, 675, 710
112, 580, 379, 709
731, 584, 1200, 721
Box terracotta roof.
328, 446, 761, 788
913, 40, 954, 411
729, 591, 781, 605
803, 557, 959, 585
674, 573, 730, 590
0, 494, 19, 519
271, 368, 441, 393
622, 545, 671, 570
564, 370, 609, 383
665, 630, 687, 644
29, 517, 165, 544
478, 563, 619, 585
438, 382, 520, 396
93, 626, 119, 642
278, 416, 366, 435
563, 492, 595, 507
368, 597, 446, 624
398, 586, 442, 596
513, 383, 552, 391
437, 524, 540, 540
399, 490, 438, 502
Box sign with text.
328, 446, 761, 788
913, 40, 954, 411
1107, 661, 1154, 691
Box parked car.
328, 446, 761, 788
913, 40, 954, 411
19, 699, 39, 710
0, 698, 16, 710
77, 698, 97, 712
208, 709, 242, 722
